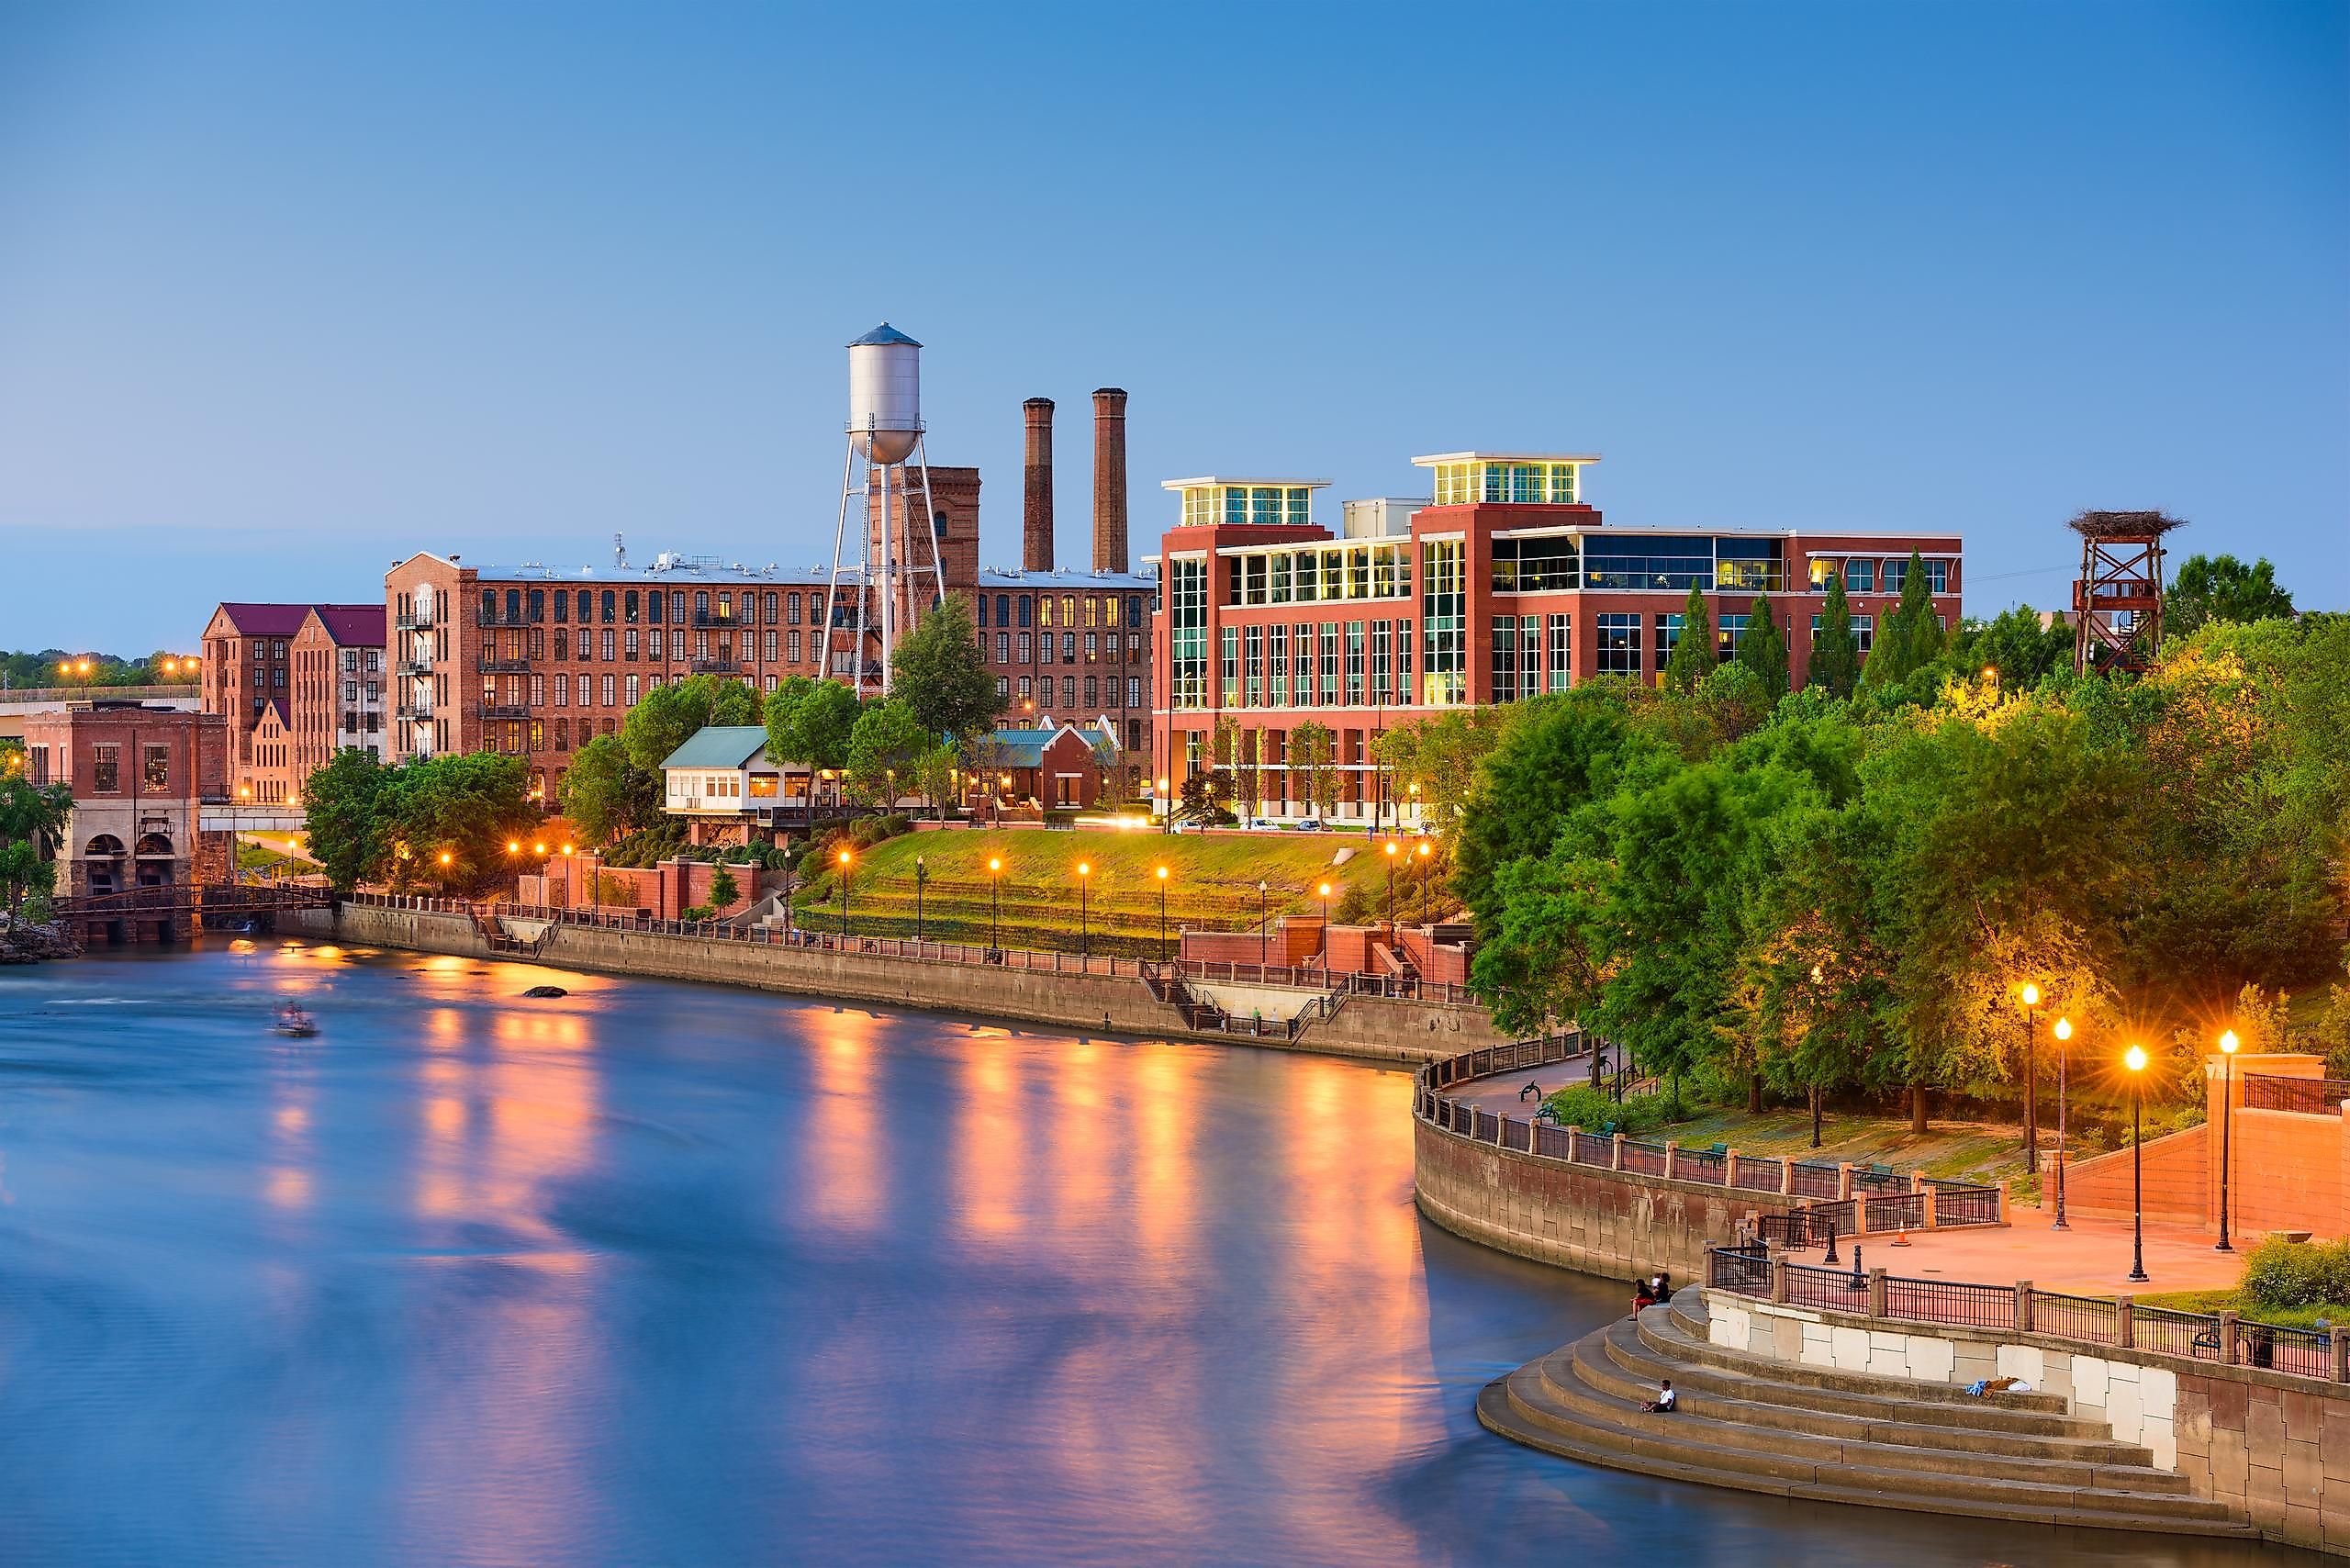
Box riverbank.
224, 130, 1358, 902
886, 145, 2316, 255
285, 901, 1502, 1066
0, 916, 78, 963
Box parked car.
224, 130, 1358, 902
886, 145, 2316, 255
1292, 818, 1325, 832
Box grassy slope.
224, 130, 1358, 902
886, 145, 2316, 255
791, 827, 1390, 952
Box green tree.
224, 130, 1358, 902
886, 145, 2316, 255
300, 747, 392, 892
1662, 585, 1715, 693
1287, 720, 1339, 819
891, 594, 1002, 742
765, 676, 862, 815
1370, 707, 1511, 832
1953, 605, 2074, 690
1457, 691, 1654, 928
0, 756, 72, 917
1863, 549, 1949, 689
379, 752, 537, 895
622, 673, 758, 774
1806, 570, 1861, 699
557, 734, 661, 847
2168, 554, 2293, 637
706, 864, 741, 911
1734, 596, 1788, 697
845, 698, 927, 805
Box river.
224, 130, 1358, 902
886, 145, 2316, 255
0, 942, 2286, 1566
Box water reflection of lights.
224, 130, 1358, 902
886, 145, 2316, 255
801, 1012, 882, 1229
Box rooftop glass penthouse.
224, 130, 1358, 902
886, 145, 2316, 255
1148, 450, 1962, 826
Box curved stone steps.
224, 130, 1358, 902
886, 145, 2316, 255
1621, 1316, 2140, 1451
1577, 1323, 2183, 1492
1651, 1297, 2079, 1419
1476, 1299, 2258, 1540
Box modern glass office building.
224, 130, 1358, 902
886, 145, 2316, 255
1147, 453, 1962, 825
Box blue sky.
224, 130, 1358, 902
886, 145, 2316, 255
1, 1, 2343, 651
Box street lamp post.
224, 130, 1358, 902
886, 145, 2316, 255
559, 844, 574, 912
2216, 1028, 2240, 1253
1258, 879, 1269, 971
1157, 777, 1170, 835
837, 847, 853, 941
437, 849, 453, 899
988, 856, 1002, 955
1156, 864, 1169, 963
233, 784, 252, 886
915, 855, 926, 942
2019, 981, 2041, 1168
1316, 881, 1333, 974
1415, 840, 1432, 925
2125, 1043, 2150, 1283
2052, 1015, 2072, 1229
1077, 860, 1091, 965
1383, 840, 1399, 927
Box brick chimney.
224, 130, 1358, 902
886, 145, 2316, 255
1092, 387, 1128, 573
1022, 398, 1055, 573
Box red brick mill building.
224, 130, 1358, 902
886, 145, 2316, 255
1147, 453, 1961, 823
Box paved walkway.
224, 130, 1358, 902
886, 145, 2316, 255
1774, 1207, 2244, 1298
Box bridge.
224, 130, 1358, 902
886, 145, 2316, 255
52, 881, 335, 933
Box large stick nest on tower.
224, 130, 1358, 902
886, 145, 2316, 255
2067, 510, 2188, 539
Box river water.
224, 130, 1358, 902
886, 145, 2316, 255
0, 942, 2288, 1566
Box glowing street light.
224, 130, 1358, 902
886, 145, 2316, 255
1317, 880, 1334, 971
1382, 840, 1400, 926
1077, 860, 1091, 964
2124, 1043, 2150, 1283
914, 854, 927, 942
988, 855, 1003, 955
2215, 1028, 2240, 1253
2051, 1016, 2074, 1230
837, 847, 854, 940
1416, 839, 1433, 924
2018, 981, 2042, 1166
1156, 864, 1170, 963
1257, 879, 1270, 969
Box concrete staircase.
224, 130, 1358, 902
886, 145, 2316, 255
1478, 1287, 2257, 1540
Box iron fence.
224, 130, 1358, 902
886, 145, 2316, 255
2242, 1074, 2350, 1116
2132, 1305, 2224, 1361
1757, 1210, 1838, 1250
2032, 1291, 2121, 1346
1925, 1182, 2000, 1226
1852, 1167, 1914, 1194
1732, 1156, 1785, 1193
1532, 1124, 1572, 1160
1707, 1245, 1772, 1294
1788, 1161, 1843, 1199
1785, 1261, 1867, 1312
2242, 1322, 2332, 1379
1617, 1140, 1668, 1178
1675, 1147, 1728, 1184
1572, 1130, 1613, 1166
1864, 1191, 1926, 1233
1884, 1275, 2013, 1330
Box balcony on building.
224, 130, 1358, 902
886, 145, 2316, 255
479, 655, 532, 674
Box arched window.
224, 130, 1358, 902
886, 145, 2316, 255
480, 589, 496, 621
84, 834, 126, 857
576, 590, 593, 622
934, 510, 948, 538
506, 589, 521, 622
528, 589, 544, 622
765, 591, 779, 623
624, 590, 640, 622
646, 591, 663, 624
134, 832, 173, 857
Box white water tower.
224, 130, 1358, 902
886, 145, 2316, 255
824, 324, 948, 697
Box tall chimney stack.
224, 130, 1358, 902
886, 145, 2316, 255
1092, 387, 1128, 573
1021, 398, 1055, 573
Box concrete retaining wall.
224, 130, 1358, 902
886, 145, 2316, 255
1412, 1116, 1805, 1284
1705, 1288, 2350, 1557
287, 902, 1500, 1066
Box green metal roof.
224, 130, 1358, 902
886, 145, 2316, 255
660, 726, 770, 770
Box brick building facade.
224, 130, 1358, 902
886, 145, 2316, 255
1149, 454, 1961, 823
202, 601, 385, 803
18, 700, 229, 934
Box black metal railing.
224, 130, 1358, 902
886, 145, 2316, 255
2243, 1074, 2350, 1116
1885, 1275, 2012, 1329
1732, 1155, 1785, 1193
1788, 1161, 1843, 1199
1926, 1181, 2000, 1226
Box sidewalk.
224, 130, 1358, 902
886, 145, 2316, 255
1773, 1207, 2244, 1297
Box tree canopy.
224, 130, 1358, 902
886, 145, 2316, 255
764, 676, 860, 773
305, 750, 536, 893
2168, 554, 2294, 638
890, 594, 1002, 742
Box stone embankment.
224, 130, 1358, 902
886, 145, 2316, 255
284, 902, 1505, 1067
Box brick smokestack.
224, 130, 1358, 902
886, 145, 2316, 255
1022, 398, 1055, 573
1091, 387, 1128, 573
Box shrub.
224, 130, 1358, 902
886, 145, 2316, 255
1539, 1085, 1682, 1137
678, 904, 715, 923
2241, 1234, 2350, 1310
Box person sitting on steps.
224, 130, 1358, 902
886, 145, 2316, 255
1640, 1380, 1676, 1414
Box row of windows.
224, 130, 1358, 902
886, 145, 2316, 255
476, 586, 834, 627
988, 631, 1138, 668
1429, 461, 1580, 508
984, 592, 1145, 630
994, 675, 1146, 711
1808, 557, 1953, 595
1214, 620, 1423, 710
1223, 543, 1414, 607
82, 743, 176, 793
1179, 486, 1314, 529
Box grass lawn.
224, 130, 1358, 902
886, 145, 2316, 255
235, 832, 316, 877
790, 826, 1397, 955
2132, 1288, 2347, 1331
1631, 1103, 2033, 1185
